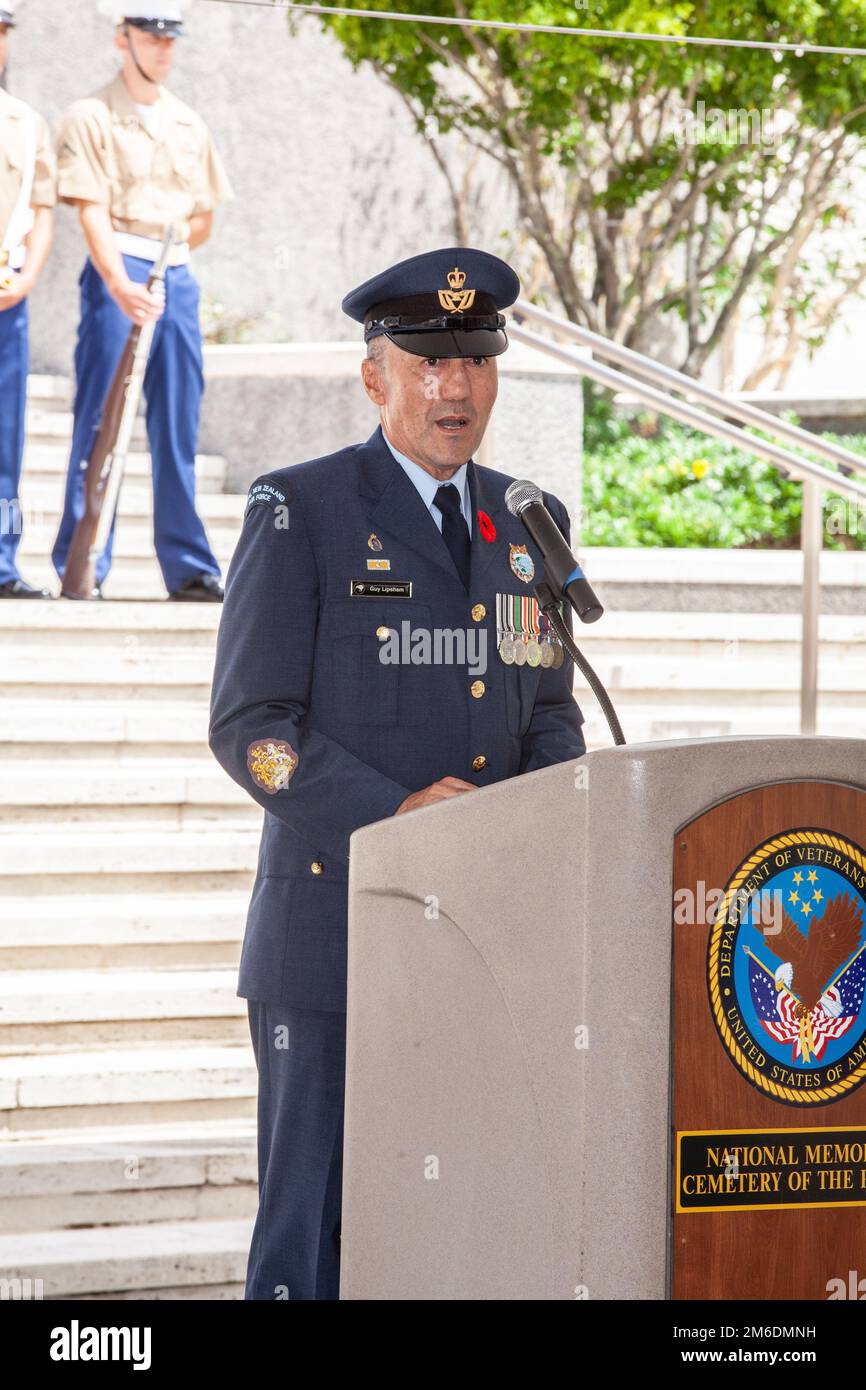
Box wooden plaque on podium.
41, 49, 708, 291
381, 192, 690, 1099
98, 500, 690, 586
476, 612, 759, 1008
672, 781, 866, 1300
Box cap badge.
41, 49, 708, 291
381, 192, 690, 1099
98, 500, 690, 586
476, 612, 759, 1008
438, 266, 476, 314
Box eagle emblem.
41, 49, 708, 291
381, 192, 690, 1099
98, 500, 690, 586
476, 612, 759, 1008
760, 892, 864, 1063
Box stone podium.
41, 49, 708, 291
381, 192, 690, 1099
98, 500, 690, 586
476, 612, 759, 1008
339, 736, 866, 1300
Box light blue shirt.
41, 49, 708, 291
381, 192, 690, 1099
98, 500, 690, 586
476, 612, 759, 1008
383, 433, 473, 539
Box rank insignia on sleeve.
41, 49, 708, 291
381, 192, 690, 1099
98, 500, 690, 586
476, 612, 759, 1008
509, 543, 535, 583
247, 739, 298, 793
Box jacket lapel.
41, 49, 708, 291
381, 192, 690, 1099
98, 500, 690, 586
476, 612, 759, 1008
468, 461, 509, 587
356, 426, 462, 584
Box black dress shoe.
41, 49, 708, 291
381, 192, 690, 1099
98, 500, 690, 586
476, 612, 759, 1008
168, 573, 224, 603
0, 578, 53, 599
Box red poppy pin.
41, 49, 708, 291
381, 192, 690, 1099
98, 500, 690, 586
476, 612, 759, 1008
478, 510, 496, 543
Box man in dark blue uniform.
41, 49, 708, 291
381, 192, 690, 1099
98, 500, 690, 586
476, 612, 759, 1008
209, 248, 587, 1300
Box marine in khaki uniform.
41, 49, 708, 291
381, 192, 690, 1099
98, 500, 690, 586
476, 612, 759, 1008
51, 2, 234, 600
0, 0, 55, 599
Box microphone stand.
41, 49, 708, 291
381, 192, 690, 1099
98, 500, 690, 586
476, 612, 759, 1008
535, 577, 627, 747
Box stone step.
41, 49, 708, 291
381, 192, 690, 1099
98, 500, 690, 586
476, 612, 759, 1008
17, 523, 237, 564
581, 707, 866, 749
0, 1043, 257, 1135
585, 545, 866, 588
0, 644, 214, 688
0, 597, 221, 638
0, 891, 247, 970
0, 700, 210, 752
0, 760, 251, 819
7, 564, 230, 600
0, 969, 245, 1027
26, 375, 72, 412
21, 440, 227, 492
0, 826, 259, 887
0, 1215, 254, 1296
25, 409, 147, 446
19, 477, 245, 528
0, 1130, 256, 1235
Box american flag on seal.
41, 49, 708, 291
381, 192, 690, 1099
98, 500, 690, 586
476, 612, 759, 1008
750, 967, 864, 1062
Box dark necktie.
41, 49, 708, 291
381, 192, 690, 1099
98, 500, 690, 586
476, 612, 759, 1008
433, 483, 471, 591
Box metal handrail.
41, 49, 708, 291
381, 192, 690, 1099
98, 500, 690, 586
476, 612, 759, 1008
508, 309, 866, 739
514, 297, 866, 483
508, 320, 866, 505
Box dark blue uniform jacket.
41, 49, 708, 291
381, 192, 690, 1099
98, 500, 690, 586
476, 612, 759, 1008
209, 424, 587, 1010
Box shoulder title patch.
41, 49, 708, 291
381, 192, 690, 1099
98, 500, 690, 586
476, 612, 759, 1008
247, 739, 298, 794
246, 481, 288, 516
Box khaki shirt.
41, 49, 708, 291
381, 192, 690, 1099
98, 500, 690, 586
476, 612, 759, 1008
0, 88, 56, 242
56, 71, 234, 242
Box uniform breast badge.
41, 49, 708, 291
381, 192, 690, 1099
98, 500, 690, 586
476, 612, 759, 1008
367, 534, 383, 551
509, 543, 535, 583
247, 739, 298, 794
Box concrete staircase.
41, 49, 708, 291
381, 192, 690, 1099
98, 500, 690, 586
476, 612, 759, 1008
1, 377, 259, 1299
1, 373, 863, 1299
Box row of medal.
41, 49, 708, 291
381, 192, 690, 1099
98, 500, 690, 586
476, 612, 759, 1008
496, 593, 564, 668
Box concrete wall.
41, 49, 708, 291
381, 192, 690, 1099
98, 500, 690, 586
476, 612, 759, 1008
11, 0, 510, 373
201, 341, 585, 530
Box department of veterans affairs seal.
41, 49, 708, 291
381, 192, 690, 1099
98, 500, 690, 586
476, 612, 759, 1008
707, 828, 866, 1106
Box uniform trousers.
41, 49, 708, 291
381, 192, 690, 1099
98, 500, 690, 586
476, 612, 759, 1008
244, 1000, 346, 1301
0, 295, 29, 586
51, 253, 221, 593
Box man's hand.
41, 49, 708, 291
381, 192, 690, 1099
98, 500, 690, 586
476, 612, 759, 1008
395, 776, 476, 814
0, 270, 34, 312
108, 275, 165, 325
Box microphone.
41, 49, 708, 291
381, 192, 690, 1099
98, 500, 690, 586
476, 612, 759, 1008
504, 480, 603, 623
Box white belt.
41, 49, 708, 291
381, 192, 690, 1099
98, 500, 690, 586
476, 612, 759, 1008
114, 231, 191, 266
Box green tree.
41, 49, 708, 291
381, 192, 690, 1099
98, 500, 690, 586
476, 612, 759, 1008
300, 0, 866, 383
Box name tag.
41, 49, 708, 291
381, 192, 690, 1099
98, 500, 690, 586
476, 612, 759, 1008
350, 579, 413, 598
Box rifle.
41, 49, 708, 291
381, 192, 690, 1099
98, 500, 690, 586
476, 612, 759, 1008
61, 226, 175, 599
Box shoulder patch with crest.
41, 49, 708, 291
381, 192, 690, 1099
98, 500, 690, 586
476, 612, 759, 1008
247, 739, 298, 794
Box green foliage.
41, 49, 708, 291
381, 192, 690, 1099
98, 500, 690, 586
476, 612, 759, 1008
580, 384, 866, 548
306, 0, 866, 373
308, 0, 866, 148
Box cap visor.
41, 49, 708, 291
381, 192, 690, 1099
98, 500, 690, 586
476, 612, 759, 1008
384, 327, 508, 358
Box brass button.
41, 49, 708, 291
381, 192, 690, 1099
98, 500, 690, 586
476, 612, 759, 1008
375, 625, 390, 640
471, 603, 486, 622
470, 680, 485, 699
472, 755, 487, 772
310, 861, 324, 875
